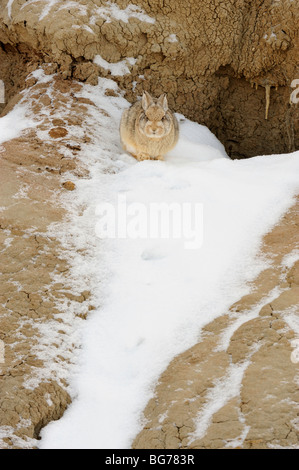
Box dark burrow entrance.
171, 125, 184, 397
211, 73, 299, 159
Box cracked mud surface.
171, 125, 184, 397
133, 200, 299, 449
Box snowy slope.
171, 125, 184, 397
34, 77, 299, 449
1, 73, 298, 449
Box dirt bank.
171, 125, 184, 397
0, 0, 298, 158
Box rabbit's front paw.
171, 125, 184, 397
136, 153, 151, 161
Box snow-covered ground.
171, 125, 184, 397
0, 102, 36, 146
1, 74, 299, 449
39, 78, 299, 449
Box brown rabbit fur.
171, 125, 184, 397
120, 91, 179, 161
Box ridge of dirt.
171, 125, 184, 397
133, 199, 299, 449
0, 72, 94, 448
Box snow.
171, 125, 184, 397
215, 284, 282, 353
19, 0, 87, 21
94, 55, 137, 77
0, 68, 52, 146
0, 101, 36, 146
167, 34, 178, 43
94, 1, 155, 24
282, 249, 299, 269
35, 78, 299, 449
6, 0, 15, 18
188, 356, 256, 444
0, 425, 38, 449
39, 0, 59, 20
11, 0, 155, 30
20, 0, 60, 20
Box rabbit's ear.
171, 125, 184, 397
157, 94, 168, 112
142, 91, 153, 111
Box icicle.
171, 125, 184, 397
265, 84, 271, 120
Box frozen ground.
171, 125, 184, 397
1, 75, 298, 449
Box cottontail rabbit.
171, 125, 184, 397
120, 91, 179, 161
